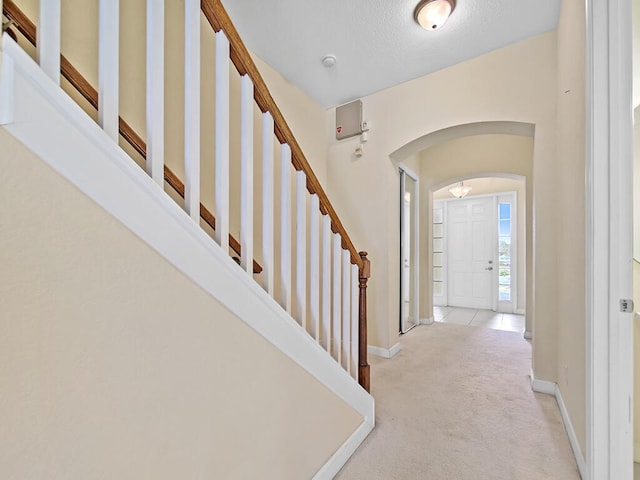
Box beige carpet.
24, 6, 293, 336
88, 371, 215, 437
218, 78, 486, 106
335, 323, 580, 480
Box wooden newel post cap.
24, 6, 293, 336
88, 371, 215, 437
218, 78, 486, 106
359, 251, 371, 279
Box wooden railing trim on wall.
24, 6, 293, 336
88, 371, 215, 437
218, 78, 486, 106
2, 0, 262, 274
201, 0, 363, 269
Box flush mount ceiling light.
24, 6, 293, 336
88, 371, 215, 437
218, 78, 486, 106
414, 0, 455, 31
449, 181, 471, 198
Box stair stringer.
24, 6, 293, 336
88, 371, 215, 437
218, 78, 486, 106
0, 34, 374, 479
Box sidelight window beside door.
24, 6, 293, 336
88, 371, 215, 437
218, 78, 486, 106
498, 203, 512, 302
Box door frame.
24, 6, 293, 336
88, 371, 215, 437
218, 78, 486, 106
399, 165, 420, 333
434, 191, 518, 313
586, 0, 634, 478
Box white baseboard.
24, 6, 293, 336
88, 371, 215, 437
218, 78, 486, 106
530, 369, 586, 479
635, 443, 640, 463
419, 317, 434, 325
516, 308, 526, 315
524, 331, 532, 339
313, 417, 375, 480
368, 343, 401, 359
554, 385, 587, 479
530, 377, 556, 396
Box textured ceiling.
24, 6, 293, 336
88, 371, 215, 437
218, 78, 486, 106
221, 0, 562, 108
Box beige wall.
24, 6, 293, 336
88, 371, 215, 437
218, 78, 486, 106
554, 0, 587, 456
400, 153, 421, 177
0, 129, 361, 479
420, 135, 532, 322
326, 33, 557, 369
432, 175, 527, 315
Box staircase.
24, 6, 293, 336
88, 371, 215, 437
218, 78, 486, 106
0, 0, 374, 478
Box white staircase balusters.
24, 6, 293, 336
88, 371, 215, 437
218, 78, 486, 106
215, 30, 230, 252
184, 0, 200, 221
280, 144, 292, 314
38, 0, 60, 85
332, 232, 342, 364
262, 113, 275, 294
295, 170, 307, 329
322, 214, 332, 353
240, 75, 254, 274
98, 0, 118, 141
146, 0, 165, 186
309, 194, 320, 341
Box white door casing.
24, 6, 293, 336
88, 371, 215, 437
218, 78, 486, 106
399, 166, 419, 333
586, 0, 634, 478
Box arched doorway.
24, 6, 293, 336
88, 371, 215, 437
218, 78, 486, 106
431, 176, 526, 333
390, 121, 534, 338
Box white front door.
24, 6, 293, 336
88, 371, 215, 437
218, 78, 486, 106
447, 196, 496, 309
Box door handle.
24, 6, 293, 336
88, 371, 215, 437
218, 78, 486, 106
485, 266, 493, 271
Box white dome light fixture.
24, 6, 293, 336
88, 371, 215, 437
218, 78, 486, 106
414, 0, 455, 31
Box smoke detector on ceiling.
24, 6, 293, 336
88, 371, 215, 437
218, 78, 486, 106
322, 55, 337, 68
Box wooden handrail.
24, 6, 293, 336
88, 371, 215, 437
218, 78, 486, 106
201, 0, 364, 270
3, 0, 262, 274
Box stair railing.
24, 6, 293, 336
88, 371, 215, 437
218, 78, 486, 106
2, 0, 262, 274
2, 0, 370, 391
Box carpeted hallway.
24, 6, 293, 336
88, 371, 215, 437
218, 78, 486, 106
335, 322, 580, 479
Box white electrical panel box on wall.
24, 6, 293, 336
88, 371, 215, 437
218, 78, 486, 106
336, 99, 363, 140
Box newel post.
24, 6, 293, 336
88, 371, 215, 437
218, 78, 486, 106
358, 251, 371, 392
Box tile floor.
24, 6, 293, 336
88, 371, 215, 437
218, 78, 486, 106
434, 305, 525, 333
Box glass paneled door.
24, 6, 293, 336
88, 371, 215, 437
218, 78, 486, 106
400, 169, 419, 333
